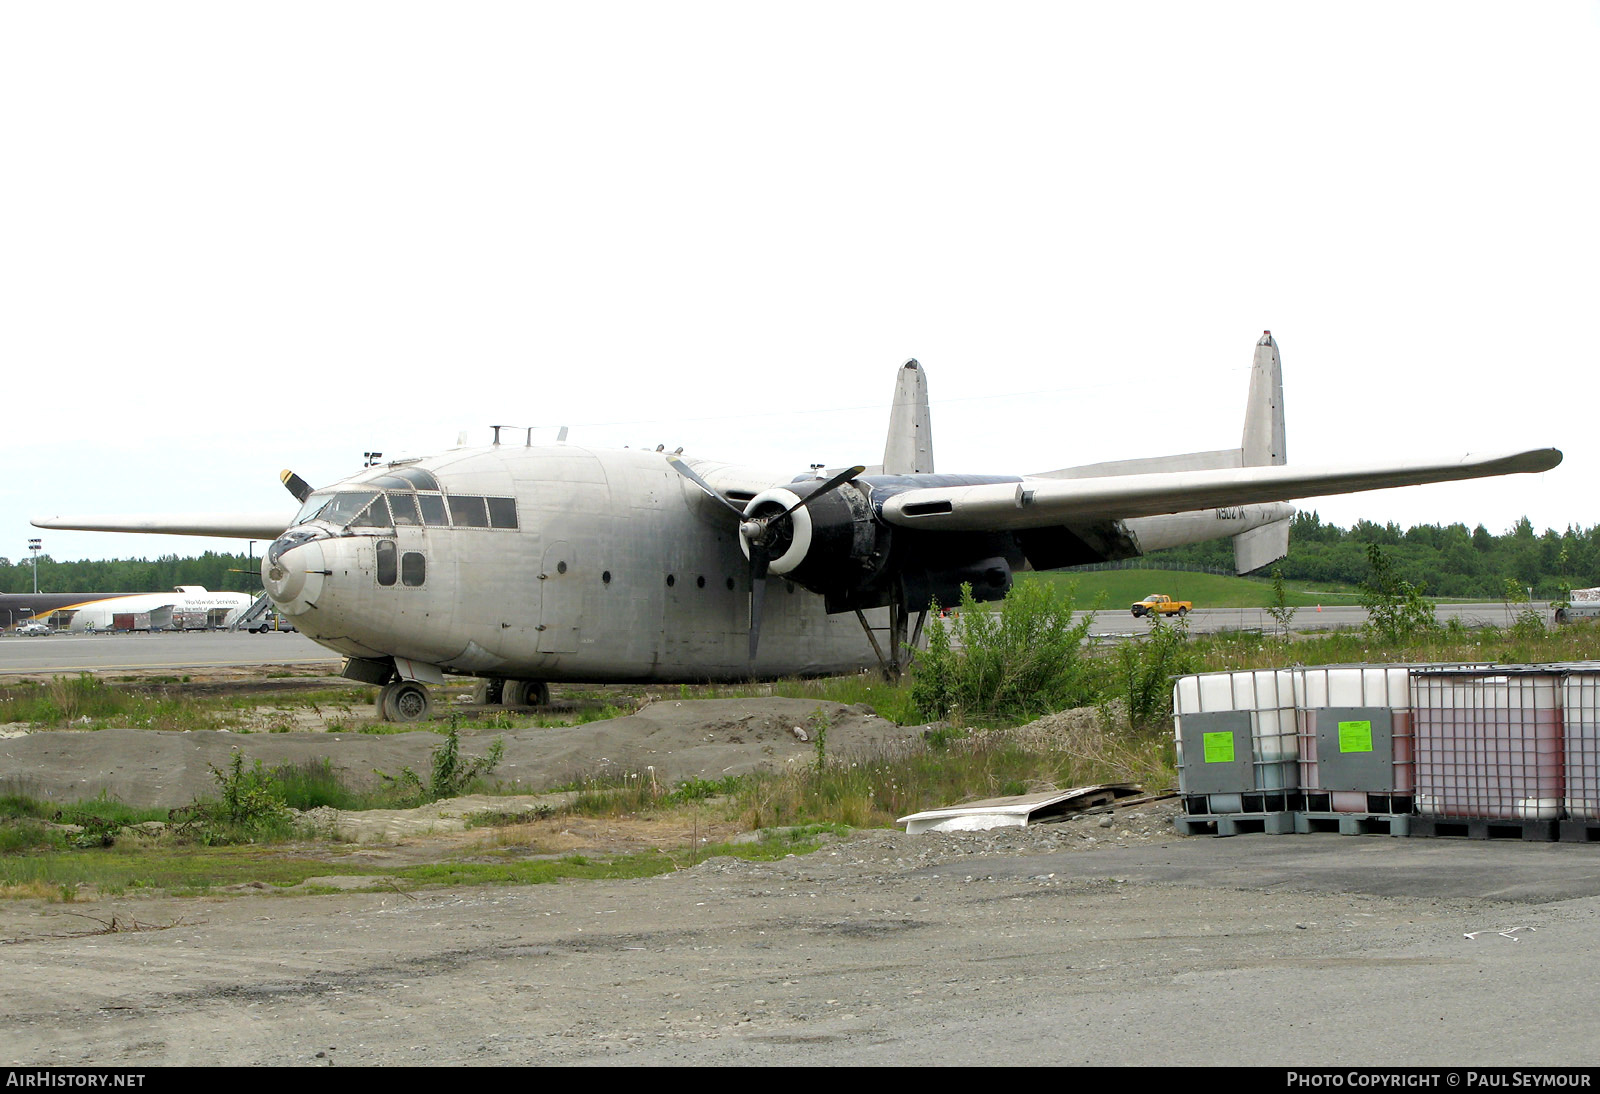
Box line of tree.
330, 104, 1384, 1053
1148, 512, 1597, 600
0, 552, 259, 595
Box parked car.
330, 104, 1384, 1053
16, 621, 52, 636
243, 616, 297, 633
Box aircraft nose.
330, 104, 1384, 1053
262, 527, 328, 614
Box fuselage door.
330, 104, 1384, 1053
537, 540, 580, 653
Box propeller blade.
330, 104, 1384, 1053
778, 465, 867, 519
665, 455, 745, 518
280, 470, 314, 503
748, 542, 771, 662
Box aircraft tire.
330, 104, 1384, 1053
474, 678, 505, 704
503, 680, 550, 707
380, 681, 433, 723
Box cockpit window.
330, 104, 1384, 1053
388, 493, 421, 526
292, 494, 332, 526
417, 493, 449, 526
292, 486, 517, 532
316, 491, 382, 527
349, 494, 392, 528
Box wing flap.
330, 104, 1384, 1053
879, 449, 1562, 532
30, 512, 294, 539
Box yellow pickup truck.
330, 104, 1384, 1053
1130, 594, 1191, 619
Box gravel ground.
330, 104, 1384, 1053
4, 693, 1600, 1067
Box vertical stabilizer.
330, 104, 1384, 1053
882, 358, 935, 475
1235, 331, 1291, 572
1240, 330, 1286, 466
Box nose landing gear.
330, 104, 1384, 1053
378, 680, 433, 723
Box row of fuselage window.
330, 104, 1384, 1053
372, 549, 809, 599
352, 493, 519, 530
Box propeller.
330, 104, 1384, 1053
667, 456, 866, 662
280, 470, 314, 503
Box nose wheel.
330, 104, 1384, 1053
378, 680, 433, 723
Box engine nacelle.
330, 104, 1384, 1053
740, 481, 890, 595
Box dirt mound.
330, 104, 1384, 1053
0, 697, 919, 809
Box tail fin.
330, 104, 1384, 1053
1240, 330, 1286, 467
1234, 330, 1292, 572
882, 358, 935, 475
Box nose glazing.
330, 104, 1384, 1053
262, 527, 330, 609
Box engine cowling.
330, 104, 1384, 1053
739, 480, 890, 596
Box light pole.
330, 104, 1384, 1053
27, 538, 41, 595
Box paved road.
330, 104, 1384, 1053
0, 601, 1554, 676
0, 630, 336, 675
1082, 600, 1550, 638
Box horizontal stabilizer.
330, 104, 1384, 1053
1233, 516, 1292, 574
879, 448, 1562, 532
30, 512, 295, 539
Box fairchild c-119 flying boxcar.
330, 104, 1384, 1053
34, 333, 1561, 721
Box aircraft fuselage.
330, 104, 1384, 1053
263, 445, 892, 683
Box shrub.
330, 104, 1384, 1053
910, 580, 1096, 723
1361, 544, 1439, 644
1105, 615, 1199, 733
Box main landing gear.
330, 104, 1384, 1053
378, 677, 552, 723
471, 678, 551, 708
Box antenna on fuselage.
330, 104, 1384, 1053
490, 425, 545, 446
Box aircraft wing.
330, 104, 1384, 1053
877, 449, 1562, 532
30, 512, 295, 539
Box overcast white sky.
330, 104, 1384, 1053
4, 1, 1596, 564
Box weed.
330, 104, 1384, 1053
376, 721, 506, 804
464, 805, 554, 828
1266, 567, 1298, 636
1104, 615, 1199, 734
663, 775, 743, 805
168, 751, 292, 844
1361, 544, 1440, 645
810, 706, 831, 772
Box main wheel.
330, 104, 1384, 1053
474, 678, 505, 704
380, 681, 433, 723
502, 680, 550, 707
1176, 607, 1188, 618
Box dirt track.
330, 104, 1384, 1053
0, 696, 917, 809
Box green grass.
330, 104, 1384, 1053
0, 827, 828, 897
1023, 568, 1364, 610
0, 844, 349, 894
